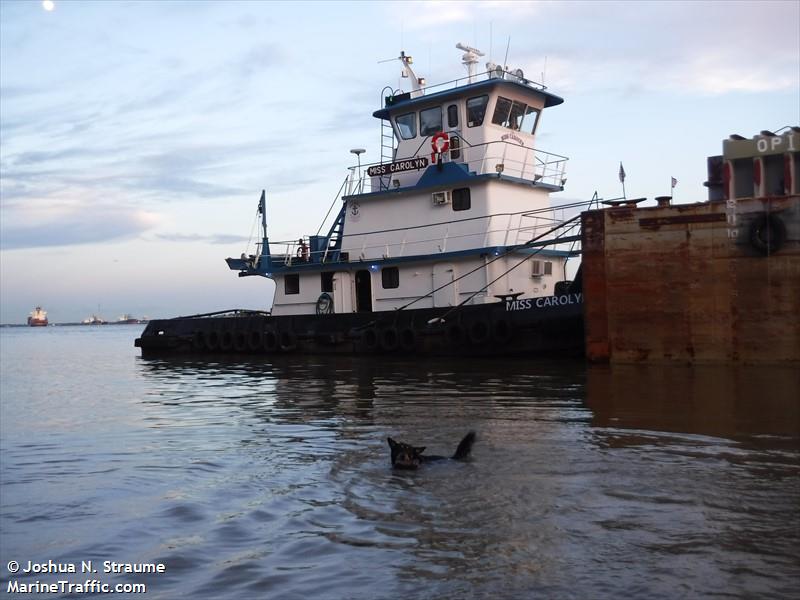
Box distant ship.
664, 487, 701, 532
116, 314, 144, 324
82, 315, 106, 325
27, 306, 49, 327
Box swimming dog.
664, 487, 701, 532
387, 431, 476, 470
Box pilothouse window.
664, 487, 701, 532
466, 95, 488, 127
492, 96, 540, 133
396, 113, 416, 139
447, 104, 459, 128
420, 106, 442, 136
520, 106, 540, 134
492, 97, 513, 128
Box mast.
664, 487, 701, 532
258, 189, 271, 271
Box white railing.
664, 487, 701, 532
389, 68, 550, 103
274, 204, 585, 267
345, 137, 568, 195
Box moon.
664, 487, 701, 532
42, 0, 55, 11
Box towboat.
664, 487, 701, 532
135, 45, 587, 357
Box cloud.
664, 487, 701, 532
154, 233, 250, 245
1, 202, 159, 250
233, 43, 284, 79
387, 1, 798, 97
397, 1, 543, 30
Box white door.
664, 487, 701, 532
433, 263, 457, 307
333, 272, 353, 313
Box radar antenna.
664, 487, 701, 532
456, 42, 485, 83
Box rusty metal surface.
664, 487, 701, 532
639, 213, 726, 229
581, 195, 800, 363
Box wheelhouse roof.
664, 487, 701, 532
373, 78, 564, 120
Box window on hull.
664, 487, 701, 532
321, 272, 334, 293
381, 266, 399, 289
452, 188, 471, 211
285, 274, 300, 295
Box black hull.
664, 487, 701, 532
135, 295, 584, 358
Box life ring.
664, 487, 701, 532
468, 320, 491, 346
316, 292, 334, 315
263, 329, 279, 352
749, 213, 786, 255
380, 328, 400, 352
431, 131, 450, 155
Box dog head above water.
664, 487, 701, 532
387, 437, 426, 470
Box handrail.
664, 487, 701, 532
271, 199, 595, 247
345, 135, 568, 194
272, 198, 592, 268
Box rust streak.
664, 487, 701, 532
639, 213, 726, 229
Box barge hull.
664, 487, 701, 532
582, 196, 800, 364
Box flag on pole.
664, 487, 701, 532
619, 162, 626, 183
671, 177, 677, 189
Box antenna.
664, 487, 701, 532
542, 55, 547, 86
489, 21, 493, 62
377, 51, 426, 97
503, 36, 511, 70
456, 42, 485, 82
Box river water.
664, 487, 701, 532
1, 325, 798, 599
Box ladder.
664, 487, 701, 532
379, 86, 397, 190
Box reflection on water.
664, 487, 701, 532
0, 327, 798, 599
587, 363, 800, 440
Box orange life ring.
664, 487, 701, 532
431, 131, 450, 155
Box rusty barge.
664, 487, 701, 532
582, 128, 799, 364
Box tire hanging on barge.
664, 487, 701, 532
749, 213, 786, 255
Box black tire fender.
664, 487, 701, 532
749, 213, 786, 255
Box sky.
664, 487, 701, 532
1, 0, 798, 324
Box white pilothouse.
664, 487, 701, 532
228, 44, 577, 318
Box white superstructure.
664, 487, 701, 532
229, 46, 577, 317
